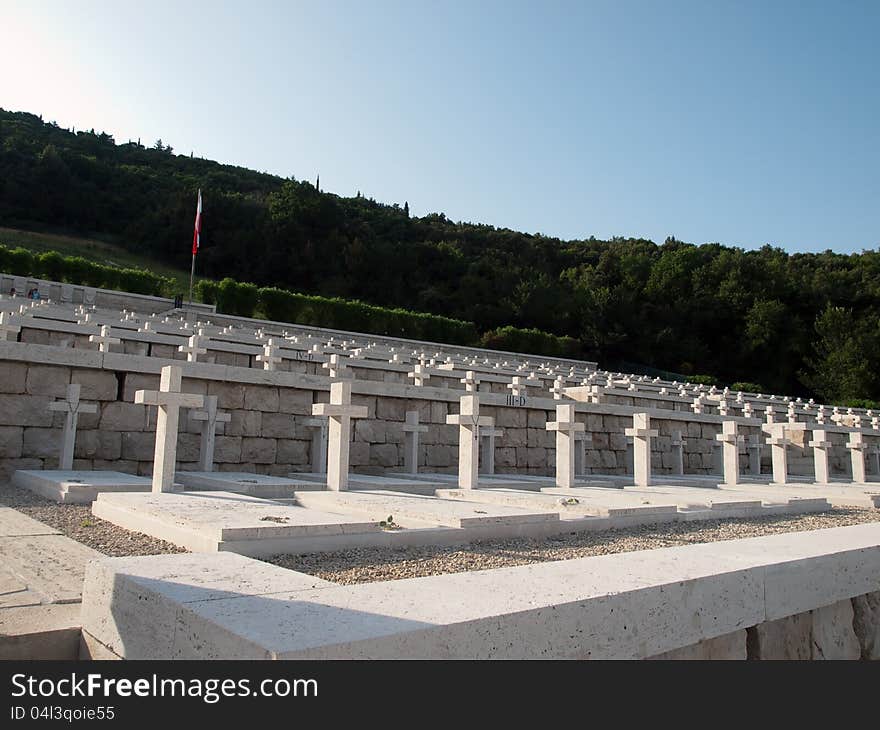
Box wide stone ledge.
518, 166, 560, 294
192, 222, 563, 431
80, 523, 880, 659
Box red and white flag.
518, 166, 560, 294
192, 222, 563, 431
192, 189, 202, 256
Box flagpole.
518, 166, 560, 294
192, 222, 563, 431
188, 252, 196, 306
188, 188, 202, 308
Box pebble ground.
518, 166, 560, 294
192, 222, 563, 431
265, 508, 880, 584
0, 482, 184, 556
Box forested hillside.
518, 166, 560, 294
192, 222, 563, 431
1, 108, 878, 402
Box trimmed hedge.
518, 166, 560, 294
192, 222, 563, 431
0, 244, 172, 296
843, 398, 880, 410
195, 279, 218, 305
216, 277, 259, 317
480, 326, 581, 358
730, 381, 765, 393
255, 286, 479, 345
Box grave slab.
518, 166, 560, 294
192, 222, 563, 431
12, 470, 156, 504
291, 472, 441, 496
434, 487, 679, 519
292, 489, 560, 528
91, 490, 384, 555
175, 472, 325, 498
383, 471, 552, 491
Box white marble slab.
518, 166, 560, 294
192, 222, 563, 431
176, 472, 325, 498
12, 470, 155, 504
91, 491, 383, 553
292, 489, 560, 528
290, 472, 439, 495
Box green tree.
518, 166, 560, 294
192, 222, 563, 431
800, 305, 876, 402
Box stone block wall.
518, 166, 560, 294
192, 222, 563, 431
1, 351, 875, 482
651, 591, 880, 660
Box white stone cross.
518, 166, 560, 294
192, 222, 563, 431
479, 426, 505, 476
745, 433, 762, 475
716, 421, 744, 486
718, 399, 730, 417
312, 381, 368, 491
302, 418, 329, 474
787, 401, 798, 424
816, 405, 827, 425
507, 376, 528, 397
89, 325, 120, 353
190, 395, 231, 472
546, 403, 585, 487
178, 330, 209, 363
574, 430, 593, 476
847, 431, 868, 483
549, 376, 567, 400
407, 363, 431, 387
0, 311, 20, 341
322, 353, 349, 380
48, 383, 98, 470
446, 394, 494, 489
257, 339, 284, 371
625, 413, 658, 487
460, 370, 480, 393
402, 410, 429, 474
867, 441, 880, 477
135, 365, 205, 493
762, 423, 803, 485
670, 429, 687, 475
691, 396, 710, 415
808, 429, 834, 485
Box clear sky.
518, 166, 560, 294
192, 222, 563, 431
1, 0, 878, 253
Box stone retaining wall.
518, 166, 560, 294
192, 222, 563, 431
0, 351, 863, 481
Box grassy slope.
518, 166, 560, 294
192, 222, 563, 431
0, 226, 196, 295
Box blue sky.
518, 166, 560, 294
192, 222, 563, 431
2, 0, 878, 252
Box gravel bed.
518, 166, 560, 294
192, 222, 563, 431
265, 508, 880, 584
0, 482, 185, 557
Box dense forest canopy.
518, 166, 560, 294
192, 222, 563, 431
1, 108, 878, 403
